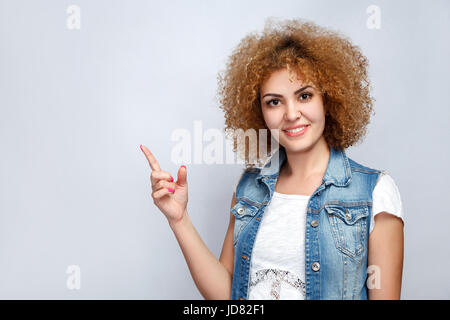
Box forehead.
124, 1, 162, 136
260, 68, 309, 92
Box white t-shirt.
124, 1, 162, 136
247, 172, 404, 300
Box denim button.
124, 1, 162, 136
312, 262, 320, 271
345, 208, 351, 220
311, 220, 319, 227
237, 207, 244, 215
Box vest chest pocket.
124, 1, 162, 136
325, 205, 370, 259
231, 199, 259, 248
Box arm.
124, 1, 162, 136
169, 192, 236, 300
219, 192, 236, 277
367, 211, 404, 299
140, 145, 234, 299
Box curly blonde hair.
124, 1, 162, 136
217, 17, 375, 168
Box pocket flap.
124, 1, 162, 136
325, 205, 369, 225
231, 200, 258, 218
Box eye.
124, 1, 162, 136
299, 92, 312, 101
266, 99, 280, 107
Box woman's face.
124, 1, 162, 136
260, 68, 326, 153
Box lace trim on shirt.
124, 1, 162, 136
249, 268, 306, 299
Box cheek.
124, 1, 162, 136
308, 102, 326, 122
261, 108, 280, 128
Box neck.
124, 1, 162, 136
281, 137, 330, 180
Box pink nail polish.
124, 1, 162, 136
140, 145, 143, 152
168, 188, 174, 193
170, 176, 174, 182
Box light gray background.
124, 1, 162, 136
0, 0, 449, 299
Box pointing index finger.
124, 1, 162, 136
140, 145, 161, 171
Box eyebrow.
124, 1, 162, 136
262, 85, 313, 98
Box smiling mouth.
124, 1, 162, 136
283, 125, 309, 133
283, 125, 309, 137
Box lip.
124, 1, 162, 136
283, 124, 309, 137
283, 124, 310, 130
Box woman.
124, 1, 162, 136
140, 18, 404, 300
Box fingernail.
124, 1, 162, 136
140, 145, 143, 152
181, 165, 186, 169
170, 176, 174, 182
168, 188, 174, 193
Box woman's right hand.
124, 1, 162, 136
140, 144, 188, 226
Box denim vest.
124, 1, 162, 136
230, 146, 382, 300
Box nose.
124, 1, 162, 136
284, 100, 301, 121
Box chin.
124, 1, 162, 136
280, 137, 318, 153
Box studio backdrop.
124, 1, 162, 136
0, 0, 449, 299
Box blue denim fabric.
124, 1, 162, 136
230, 146, 382, 300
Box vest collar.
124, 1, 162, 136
256, 145, 352, 187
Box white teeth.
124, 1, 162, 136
285, 126, 308, 133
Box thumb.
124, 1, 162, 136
176, 165, 187, 186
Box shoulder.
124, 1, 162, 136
346, 156, 387, 192
234, 166, 262, 196
237, 166, 261, 185
373, 171, 401, 195
239, 166, 261, 180
347, 157, 382, 174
